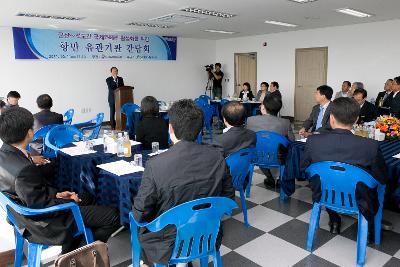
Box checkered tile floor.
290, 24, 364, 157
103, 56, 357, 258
107, 168, 400, 267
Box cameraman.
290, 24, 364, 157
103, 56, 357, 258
211, 63, 224, 99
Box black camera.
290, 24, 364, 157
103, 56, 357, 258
205, 64, 214, 72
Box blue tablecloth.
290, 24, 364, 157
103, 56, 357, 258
281, 140, 400, 207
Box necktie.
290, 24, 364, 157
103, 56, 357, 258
316, 106, 325, 130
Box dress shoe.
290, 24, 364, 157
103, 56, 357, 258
263, 177, 275, 189
329, 222, 341, 234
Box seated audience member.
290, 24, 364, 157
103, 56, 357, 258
135, 96, 169, 150
269, 81, 282, 100
389, 76, 400, 118
353, 88, 377, 124
4, 91, 20, 109
334, 81, 352, 99
133, 99, 234, 266
350, 81, 364, 95
0, 100, 6, 114
246, 95, 294, 188
255, 82, 269, 102
375, 79, 393, 107
239, 82, 255, 101
299, 85, 333, 137
0, 107, 120, 253
213, 101, 256, 157
300, 97, 387, 236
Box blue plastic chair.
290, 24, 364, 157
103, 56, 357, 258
44, 125, 83, 158
247, 131, 290, 200
216, 99, 230, 128
73, 112, 104, 140
305, 161, 385, 267
195, 99, 214, 142
0, 192, 93, 267
63, 109, 74, 125
198, 95, 211, 105
129, 197, 237, 267
225, 148, 255, 227
122, 103, 140, 131
29, 124, 58, 157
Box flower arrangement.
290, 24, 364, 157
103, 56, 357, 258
375, 116, 400, 140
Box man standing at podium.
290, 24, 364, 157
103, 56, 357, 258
106, 67, 124, 129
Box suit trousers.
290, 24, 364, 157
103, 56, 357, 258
109, 102, 116, 129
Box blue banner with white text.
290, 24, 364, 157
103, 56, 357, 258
12, 27, 177, 61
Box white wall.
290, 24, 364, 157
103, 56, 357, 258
0, 27, 216, 122
216, 19, 400, 117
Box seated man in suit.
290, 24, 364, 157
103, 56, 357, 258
300, 97, 387, 235
353, 88, 377, 124
213, 101, 256, 157
246, 95, 294, 188
299, 85, 333, 137
133, 99, 235, 266
389, 76, 400, 118
334, 81, 352, 99
375, 79, 393, 107
0, 107, 120, 253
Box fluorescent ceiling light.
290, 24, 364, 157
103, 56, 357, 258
149, 14, 202, 24
335, 8, 373, 18
98, 0, 134, 3
16, 12, 84, 21
288, 0, 318, 3
204, 29, 237, 34
264, 20, 298, 27
87, 28, 98, 31
127, 22, 174, 29
180, 7, 236, 18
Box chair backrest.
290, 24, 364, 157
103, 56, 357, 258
220, 99, 230, 107
121, 103, 140, 130
306, 161, 383, 214
225, 148, 255, 190
45, 125, 83, 157
33, 124, 58, 142
131, 197, 237, 265
63, 109, 74, 125
254, 131, 290, 168
86, 112, 104, 139
198, 95, 211, 105
194, 99, 213, 127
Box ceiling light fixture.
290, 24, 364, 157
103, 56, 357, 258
149, 14, 202, 24
98, 0, 135, 3
335, 8, 373, 18
16, 12, 84, 21
127, 22, 174, 29
204, 29, 237, 34
264, 20, 298, 27
180, 7, 236, 18
288, 0, 318, 3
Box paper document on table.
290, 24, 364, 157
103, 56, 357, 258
130, 140, 142, 146
59, 146, 97, 156
298, 138, 307, 143
73, 138, 103, 147
97, 160, 144, 176
148, 149, 168, 157
393, 153, 400, 159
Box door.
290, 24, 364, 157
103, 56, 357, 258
295, 47, 328, 121
234, 53, 257, 97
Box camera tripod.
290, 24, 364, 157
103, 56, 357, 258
204, 75, 213, 99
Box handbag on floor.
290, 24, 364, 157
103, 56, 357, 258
54, 241, 110, 267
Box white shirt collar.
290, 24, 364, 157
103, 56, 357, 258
223, 125, 233, 133
320, 101, 330, 109
394, 91, 399, 97
14, 145, 30, 159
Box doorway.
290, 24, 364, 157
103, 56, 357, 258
234, 53, 257, 97
295, 47, 328, 121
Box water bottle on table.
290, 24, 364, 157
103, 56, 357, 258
117, 133, 124, 157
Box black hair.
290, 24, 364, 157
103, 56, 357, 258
352, 82, 364, 90
0, 100, 6, 109
110, 66, 118, 72
271, 81, 279, 89
221, 101, 246, 127
394, 76, 400, 85
353, 88, 367, 99
331, 97, 360, 126
263, 95, 282, 116
215, 63, 221, 68
36, 94, 53, 109
7, 91, 21, 99
168, 99, 203, 141
343, 81, 351, 87
260, 82, 269, 88
317, 85, 333, 100
0, 107, 34, 144
243, 82, 251, 90
140, 96, 159, 117
388, 78, 394, 82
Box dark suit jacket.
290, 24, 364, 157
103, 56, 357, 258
0, 143, 76, 245
106, 76, 124, 104
358, 101, 377, 124
33, 109, 64, 132
239, 90, 255, 101
375, 91, 392, 107
213, 126, 256, 157
302, 102, 332, 132
135, 116, 169, 150
300, 129, 387, 220
389, 92, 400, 118
133, 141, 235, 264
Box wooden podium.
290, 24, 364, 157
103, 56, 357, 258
114, 86, 134, 130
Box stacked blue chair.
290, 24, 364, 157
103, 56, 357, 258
305, 161, 385, 267
44, 125, 83, 158
0, 192, 93, 267
30, 124, 58, 157
217, 99, 230, 128
129, 197, 237, 267
247, 131, 290, 200
225, 148, 255, 227
73, 112, 104, 140
194, 99, 214, 142
197, 94, 211, 105
63, 109, 74, 125
122, 103, 140, 135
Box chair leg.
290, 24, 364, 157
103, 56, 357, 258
246, 165, 254, 198
153, 263, 166, 267
14, 232, 24, 267
200, 256, 209, 267
306, 204, 321, 251
356, 214, 368, 267
279, 166, 286, 202
214, 251, 222, 267
27, 243, 43, 267
374, 207, 383, 245
239, 190, 250, 227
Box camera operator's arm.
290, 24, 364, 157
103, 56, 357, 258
212, 71, 222, 80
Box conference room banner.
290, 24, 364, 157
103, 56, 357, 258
12, 27, 177, 61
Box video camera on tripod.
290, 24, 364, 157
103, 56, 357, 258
204, 64, 214, 72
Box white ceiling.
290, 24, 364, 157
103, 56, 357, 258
2, 0, 400, 39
